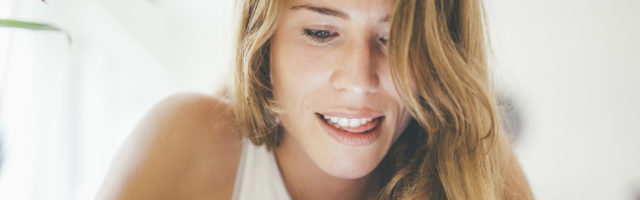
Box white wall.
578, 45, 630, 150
486, 0, 640, 199
0, 0, 638, 199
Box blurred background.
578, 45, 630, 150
0, 0, 638, 199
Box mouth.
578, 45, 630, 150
315, 113, 385, 146
317, 113, 383, 133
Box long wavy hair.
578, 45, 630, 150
228, 0, 512, 199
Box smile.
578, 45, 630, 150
315, 113, 384, 146
321, 115, 379, 133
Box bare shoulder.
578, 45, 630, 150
96, 93, 243, 200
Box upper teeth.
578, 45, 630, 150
323, 115, 373, 128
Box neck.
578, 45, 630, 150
274, 133, 373, 200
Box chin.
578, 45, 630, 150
317, 152, 381, 179
310, 130, 393, 180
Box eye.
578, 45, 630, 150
303, 28, 338, 43
379, 36, 388, 47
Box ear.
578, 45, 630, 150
269, 66, 274, 85
268, 43, 274, 85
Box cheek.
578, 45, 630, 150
378, 57, 420, 110
377, 63, 404, 109
377, 63, 416, 140
270, 35, 332, 116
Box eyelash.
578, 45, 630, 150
303, 28, 338, 43
379, 36, 388, 46
302, 28, 389, 48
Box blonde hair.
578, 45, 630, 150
229, 0, 509, 199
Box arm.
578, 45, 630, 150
95, 93, 242, 200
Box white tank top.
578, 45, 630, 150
231, 139, 292, 200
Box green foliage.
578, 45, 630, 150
0, 19, 72, 44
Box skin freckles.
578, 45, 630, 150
269, 0, 414, 199
98, 0, 533, 199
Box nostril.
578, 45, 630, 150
330, 72, 379, 94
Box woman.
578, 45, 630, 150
97, 0, 533, 199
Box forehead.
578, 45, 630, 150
286, 0, 393, 21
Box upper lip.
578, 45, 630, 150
316, 109, 384, 119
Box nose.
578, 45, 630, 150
330, 36, 380, 95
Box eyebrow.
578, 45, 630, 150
290, 4, 391, 23
290, 4, 350, 20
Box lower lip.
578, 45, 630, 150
316, 114, 383, 146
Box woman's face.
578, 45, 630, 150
270, 0, 413, 179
